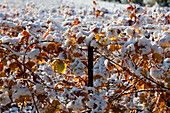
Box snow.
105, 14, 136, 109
93, 57, 110, 86
1, 36, 20, 45
70, 58, 86, 76
45, 34, 53, 41
12, 87, 31, 100
0, 92, 11, 106
126, 43, 135, 52
163, 58, 170, 71
125, 28, 133, 36
0, 0, 169, 112
76, 31, 84, 38
150, 67, 163, 80
85, 33, 95, 46
34, 84, 45, 95
90, 40, 102, 48
59, 52, 67, 60
159, 35, 170, 47
27, 48, 40, 60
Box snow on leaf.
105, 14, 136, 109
0, 93, 11, 106
27, 48, 40, 60
150, 67, 162, 80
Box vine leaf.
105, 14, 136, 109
0, 63, 3, 72
93, 1, 97, 5
127, 4, 135, 11
21, 30, 30, 37
25, 60, 35, 70
95, 34, 102, 41
95, 10, 101, 18
0, 71, 6, 77
52, 60, 66, 74
152, 53, 163, 63
9, 62, 20, 71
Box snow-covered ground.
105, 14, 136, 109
0, 0, 129, 28
2, 0, 128, 8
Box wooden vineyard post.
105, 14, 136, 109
88, 46, 93, 87
87, 46, 93, 113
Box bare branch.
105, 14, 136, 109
94, 50, 170, 90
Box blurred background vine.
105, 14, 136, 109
101, 0, 170, 6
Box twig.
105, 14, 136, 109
110, 77, 144, 102
25, 81, 39, 113
31, 93, 39, 113
94, 50, 170, 90
122, 89, 167, 96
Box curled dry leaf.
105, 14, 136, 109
127, 5, 135, 11
93, 1, 97, 5
21, 30, 30, 37
0, 63, 3, 72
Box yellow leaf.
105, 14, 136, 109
119, 33, 125, 38
135, 29, 140, 34
108, 36, 116, 41
95, 34, 101, 41
141, 84, 145, 89
52, 60, 66, 74
69, 40, 76, 45
52, 99, 60, 107
74, 76, 80, 82
0, 71, 6, 77
102, 38, 107, 44
36, 59, 46, 65
109, 44, 121, 51
95, 10, 101, 18
99, 89, 101, 92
